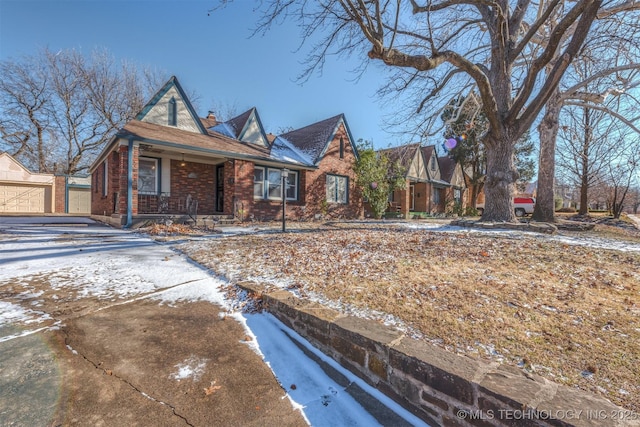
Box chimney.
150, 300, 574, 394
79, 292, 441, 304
207, 111, 217, 121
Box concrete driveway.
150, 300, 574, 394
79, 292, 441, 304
0, 216, 306, 426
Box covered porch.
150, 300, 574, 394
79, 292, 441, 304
387, 179, 450, 217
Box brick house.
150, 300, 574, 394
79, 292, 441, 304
88, 76, 362, 227
375, 143, 466, 217
437, 154, 468, 212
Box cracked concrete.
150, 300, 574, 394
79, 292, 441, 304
0, 218, 307, 427
1, 294, 308, 427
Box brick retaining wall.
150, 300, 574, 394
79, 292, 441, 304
237, 282, 639, 427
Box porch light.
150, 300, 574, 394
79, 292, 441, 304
281, 168, 289, 232
180, 153, 186, 167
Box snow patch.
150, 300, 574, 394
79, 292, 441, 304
170, 355, 209, 382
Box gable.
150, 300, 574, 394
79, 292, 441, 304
238, 109, 269, 147
280, 114, 358, 166
0, 152, 54, 184
135, 76, 205, 134
407, 149, 428, 180
424, 147, 442, 181
320, 123, 356, 162
450, 164, 465, 187
211, 108, 269, 148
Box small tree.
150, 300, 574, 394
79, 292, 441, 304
353, 141, 405, 219
605, 143, 639, 218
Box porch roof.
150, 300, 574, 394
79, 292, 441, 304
120, 119, 272, 158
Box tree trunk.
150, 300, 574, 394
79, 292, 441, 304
481, 135, 517, 222
532, 92, 562, 223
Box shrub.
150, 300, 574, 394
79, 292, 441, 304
556, 207, 576, 213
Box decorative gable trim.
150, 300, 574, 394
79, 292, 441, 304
315, 114, 359, 165
237, 108, 270, 148
135, 76, 207, 135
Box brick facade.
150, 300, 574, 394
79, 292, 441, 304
91, 150, 120, 216
169, 159, 215, 213
90, 125, 363, 223
301, 124, 362, 220
54, 176, 66, 213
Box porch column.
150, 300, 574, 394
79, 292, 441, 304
400, 182, 411, 218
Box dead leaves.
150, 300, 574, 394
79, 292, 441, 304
177, 224, 640, 411
204, 381, 222, 396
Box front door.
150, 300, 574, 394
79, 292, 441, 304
216, 165, 224, 212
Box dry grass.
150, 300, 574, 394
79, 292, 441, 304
176, 220, 640, 411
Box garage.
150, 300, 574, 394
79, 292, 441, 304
0, 153, 54, 214
0, 184, 51, 213
67, 187, 91, 214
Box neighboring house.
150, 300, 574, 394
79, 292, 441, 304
0, 152, 91, 214
374, 143, 463, 217
88, 76, 362, 227
438, 155, 468, 211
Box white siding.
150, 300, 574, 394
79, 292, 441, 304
407, 150, 428, 180
240, 115, 268, 147
140, 87, 201, 133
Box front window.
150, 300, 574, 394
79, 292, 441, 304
138, 157, 159, 195
433, 188, 441, 204
326, 174, 348, 204
254, 167, 265, 198
285, 173, 297, 200
268, 169, 282, 199
253, 166, 298, 201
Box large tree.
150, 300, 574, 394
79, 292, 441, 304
0, 48, 162, 174
217, 0, 635, 222
442, 94, 536, 208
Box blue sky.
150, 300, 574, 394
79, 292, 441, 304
0, 0, 407, 149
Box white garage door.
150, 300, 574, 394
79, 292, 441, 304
0, 184, 48, 213
68, 188, 91, 214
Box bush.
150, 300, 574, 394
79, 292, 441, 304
411, 212, 430, 219
465, 207, 480, 216
383, 212, 404, 219
556, 207, 576, 213
554, 197, 564, 210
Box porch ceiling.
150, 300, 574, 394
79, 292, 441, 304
138, 143, 226, 164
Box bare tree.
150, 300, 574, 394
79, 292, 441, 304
555, 104, 631, 215
0, 57, 51, 172
0, 48, 164, 174
604, 139, 639, 218
532, 8, 640, 222
217, 0, 640, 221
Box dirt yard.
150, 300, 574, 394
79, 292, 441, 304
168, 218, 640, 412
